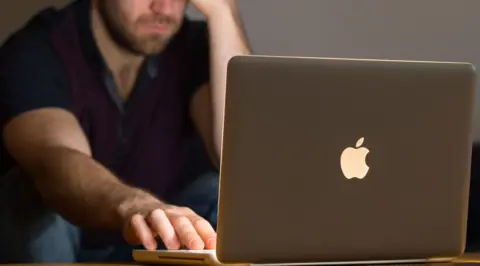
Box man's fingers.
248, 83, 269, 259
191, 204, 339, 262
148, 209, 181, 250
171, 216, 205, 250
126, 205, 216, 251
130, 214, 157, 250
190, 216, 217, 249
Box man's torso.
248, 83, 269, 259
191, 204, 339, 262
0, 0, 211, 247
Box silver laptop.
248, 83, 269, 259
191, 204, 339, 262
134, 55, 476, 265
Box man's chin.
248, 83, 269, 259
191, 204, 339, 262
129, 39, 169, 55
140, 44, 168, 55
127, 31, 179, 55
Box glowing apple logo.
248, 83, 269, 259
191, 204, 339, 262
340, 137, 370, 179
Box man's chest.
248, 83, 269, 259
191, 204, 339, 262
67, 66, 191, 169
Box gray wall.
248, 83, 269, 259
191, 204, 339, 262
3, 0, 480, 141
190, 0, 480, 142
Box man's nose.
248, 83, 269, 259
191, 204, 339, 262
151, 0, 176, 16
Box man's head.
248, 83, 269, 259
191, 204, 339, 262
95, 0, 188, 56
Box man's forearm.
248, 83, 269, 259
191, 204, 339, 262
207, 4, 252, 156
30, 147, 154, 229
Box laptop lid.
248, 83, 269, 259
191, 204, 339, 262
216, 56, 476, 264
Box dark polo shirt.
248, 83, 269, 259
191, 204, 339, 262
0, 0, 210, 246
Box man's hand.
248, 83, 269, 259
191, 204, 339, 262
120, 194, 216, 250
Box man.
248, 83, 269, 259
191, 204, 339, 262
0, 0, 250, 262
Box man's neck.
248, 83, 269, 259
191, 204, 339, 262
91, 8, 143, 99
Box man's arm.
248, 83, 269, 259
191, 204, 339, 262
3, 108, 151, 228
190, 0, 252, 166
0, 28, 215, 251
4, 107, 214, 249
0, 33, 156, 230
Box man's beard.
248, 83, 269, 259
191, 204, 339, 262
96, 2, 178, 56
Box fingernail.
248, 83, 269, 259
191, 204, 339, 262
168, 241, 180, 250
146, 239, 156, 250
207, 237, 216, 248
189, 239, 201, 249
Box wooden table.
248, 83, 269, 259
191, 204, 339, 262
4, 265, 141, 266
3, 254, 480, 266
456, 252, 480, 263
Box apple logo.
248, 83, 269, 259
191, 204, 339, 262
340, 137, 370, 179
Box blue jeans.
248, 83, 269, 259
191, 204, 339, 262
0, 167, 219, 263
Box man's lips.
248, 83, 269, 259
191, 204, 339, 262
143, 23, 171, 33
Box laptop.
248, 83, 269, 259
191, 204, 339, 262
133, 55, 476, 265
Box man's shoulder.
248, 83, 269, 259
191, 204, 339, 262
168, 19, 210, 95
0, 4, 75, 65
181, 19, 209, 42
0, 4, 75, 116
185, 19, 208, 31
169, 19, 209, 59
15, 6, 70, 37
